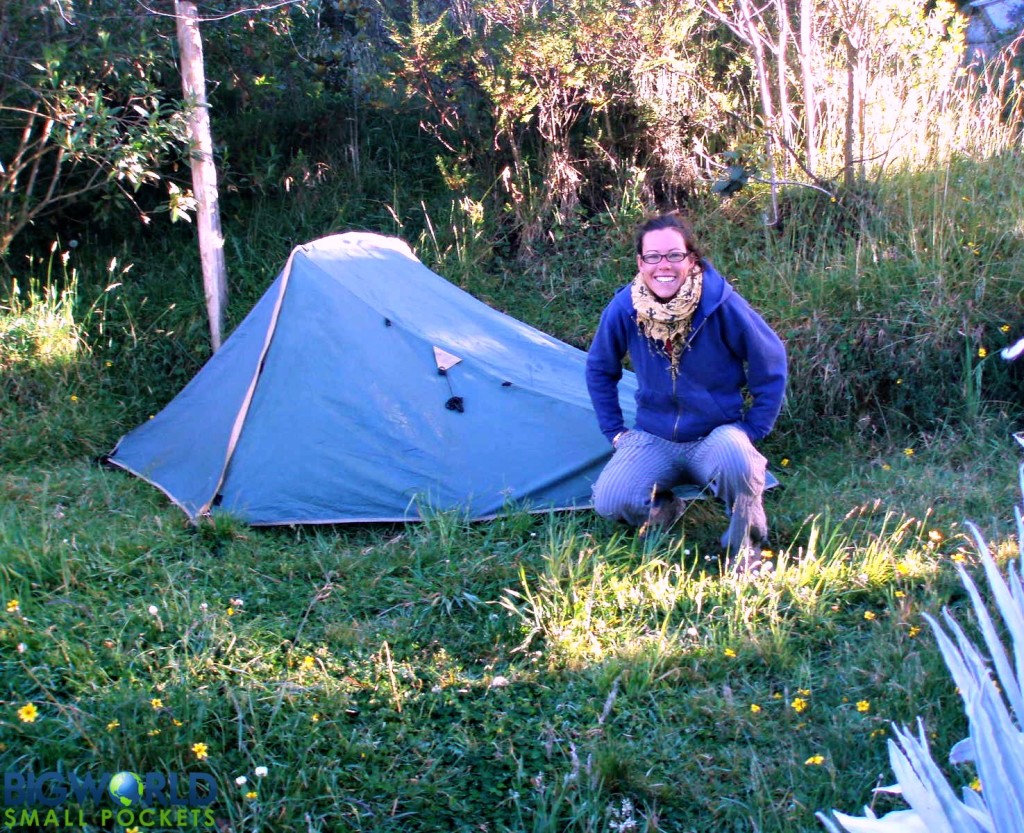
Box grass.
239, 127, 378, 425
2, 154, 1023, 831
0, 452, 1000, 832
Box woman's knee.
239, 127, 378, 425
592, 430, 677, 523
593, 477, 649, 521
700, 425, 766, 496
707, 425, 765, 470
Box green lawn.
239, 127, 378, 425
3, 160, 1023, 830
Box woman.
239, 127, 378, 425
586, 211, 787, 573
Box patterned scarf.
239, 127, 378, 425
630, 261, 703, 378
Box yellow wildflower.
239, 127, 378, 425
107, 720, 120, 731
903, 448, 914, 457
750, 703, 761, 714
723, 648, 737, 658
245, 791, 258, 799
895, 590, 906, 599
791, 697, 809, 714
856, 700, 870, 713
17, 704, 38, 723
978, 347, 987, 358
150, 698, 163, 709
300, 655, 316, 671
864, 611, 877, 621
908, 625, 922, 638
805, 755, 825, 765
6, 599, 20, 613
192, 742, 209, 761
781, 458, 790, 467
971, 777, 982, 792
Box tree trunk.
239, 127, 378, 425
799, 0, 817, 175
844, 32, 856, 189
737, 0, 779, 222
775, 0, 792, 179
175, 0, 227, 352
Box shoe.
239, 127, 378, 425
638, 494, 686, 538
730, 546, 774, 577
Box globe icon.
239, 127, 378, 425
108, 771, 145, 808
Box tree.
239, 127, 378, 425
0, 0, 189, 257
388, 0, 713, 250
175, 0, 227, 351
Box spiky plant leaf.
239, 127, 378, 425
884, 723, 991, 832
818, 462, 1024, 833
816, 808, 931, 833
947, 547, 1024, 719
961, 684, 1024, 831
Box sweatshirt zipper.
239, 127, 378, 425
671, 316, 712, 441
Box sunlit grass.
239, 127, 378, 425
1, 277, 83, 369
498, 506, 973, 672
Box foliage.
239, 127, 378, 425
386, 0, 717, 252
4, 0, 1022, 265
0, 417, 1011, 831
0, 0, 191, 256
818, 464, 1024, 832
383, 0, 1023, 253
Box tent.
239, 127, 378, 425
107, 232, 638, 525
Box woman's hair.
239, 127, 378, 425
635, 211, 703, 260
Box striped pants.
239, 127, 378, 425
592, 424, 768, 552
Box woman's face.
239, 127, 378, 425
637, 227, 696, 301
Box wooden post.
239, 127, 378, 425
175, 0, 227, 352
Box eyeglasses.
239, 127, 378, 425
640, 250, 694, 265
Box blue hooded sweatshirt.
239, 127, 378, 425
586, 261, 787, 445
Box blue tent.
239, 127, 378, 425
108, 232, 637, 525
